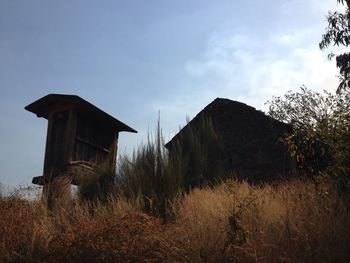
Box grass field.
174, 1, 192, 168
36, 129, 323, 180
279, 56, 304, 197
1, 178, 349, 263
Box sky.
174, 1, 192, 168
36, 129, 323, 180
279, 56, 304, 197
0, 0, 343, 187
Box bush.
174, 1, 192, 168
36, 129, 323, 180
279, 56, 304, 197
267, 86, 350, 193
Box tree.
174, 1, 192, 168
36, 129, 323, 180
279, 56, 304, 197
267, 87, 350, 192
320, 0, 350, 93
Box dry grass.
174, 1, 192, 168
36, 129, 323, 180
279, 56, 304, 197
1, 179, 349, 262
172, 179, 350, 262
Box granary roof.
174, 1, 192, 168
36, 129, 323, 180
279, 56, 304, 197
25, 94, 137, 133
164, 97, 290, 148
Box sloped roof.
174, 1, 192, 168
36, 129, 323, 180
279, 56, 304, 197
165, 97, 290, 148
25, 94, 137, 133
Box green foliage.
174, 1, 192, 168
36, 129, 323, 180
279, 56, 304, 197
267, 86, 350, 192
320, 0, 350, 92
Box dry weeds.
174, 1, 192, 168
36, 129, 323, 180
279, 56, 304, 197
1, 179, 349, 262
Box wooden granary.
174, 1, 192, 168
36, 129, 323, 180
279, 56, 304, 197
26, 94, 136, 204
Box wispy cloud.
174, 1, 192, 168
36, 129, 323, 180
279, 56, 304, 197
184, 28, 339, 110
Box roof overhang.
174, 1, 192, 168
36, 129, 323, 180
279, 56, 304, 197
25, 94, 137, 133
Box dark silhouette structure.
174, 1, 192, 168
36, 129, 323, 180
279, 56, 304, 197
165, 98, 296, 183
26, 94, 137, 205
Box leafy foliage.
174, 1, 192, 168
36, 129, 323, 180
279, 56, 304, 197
320, 0, 350, 92
267, 86, 350, 192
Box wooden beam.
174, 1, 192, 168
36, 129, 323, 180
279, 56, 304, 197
43, 113, 54, 177
64, 109, 77, 164
111, 132, 118, 175
75, 137, 110, 153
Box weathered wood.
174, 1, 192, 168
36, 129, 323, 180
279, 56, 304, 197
63, 109, 77, 164
49, 111, 68, 168
32, 175, 44, 185
43, 113, 54, 177
26, 93, 137, 205
75, 137, 110, 153
111, 132, 118, 175
68, 161, 98, 185
25, 94, 137, 132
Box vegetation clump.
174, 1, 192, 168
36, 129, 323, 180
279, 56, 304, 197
1, 179, 350, 263
267, 86, 350, 193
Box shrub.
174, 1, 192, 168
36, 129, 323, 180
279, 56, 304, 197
267, 86, 350, 193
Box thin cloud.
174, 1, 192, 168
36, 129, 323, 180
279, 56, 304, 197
184, 28, 339, 110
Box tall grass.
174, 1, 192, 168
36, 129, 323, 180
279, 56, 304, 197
77, 160, 115, 202
116, 116, 224, 218
172, 179, 350, 262
1, 179, 349, 262
117, 118, 182, 218
167, 115, 224, 188
5, 117, 348, 262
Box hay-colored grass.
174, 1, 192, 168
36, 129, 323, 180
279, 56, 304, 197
1, 179, 349, 262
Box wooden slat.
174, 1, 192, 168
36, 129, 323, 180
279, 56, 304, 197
43, 113, 54, 176
111, 133, 118, 175
69, 160, 98, 170
32, 175, 44, 185
64, 109, 77, 163
75, 137, 110, 153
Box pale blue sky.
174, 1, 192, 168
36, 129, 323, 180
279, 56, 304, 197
0, 0, 342, 187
